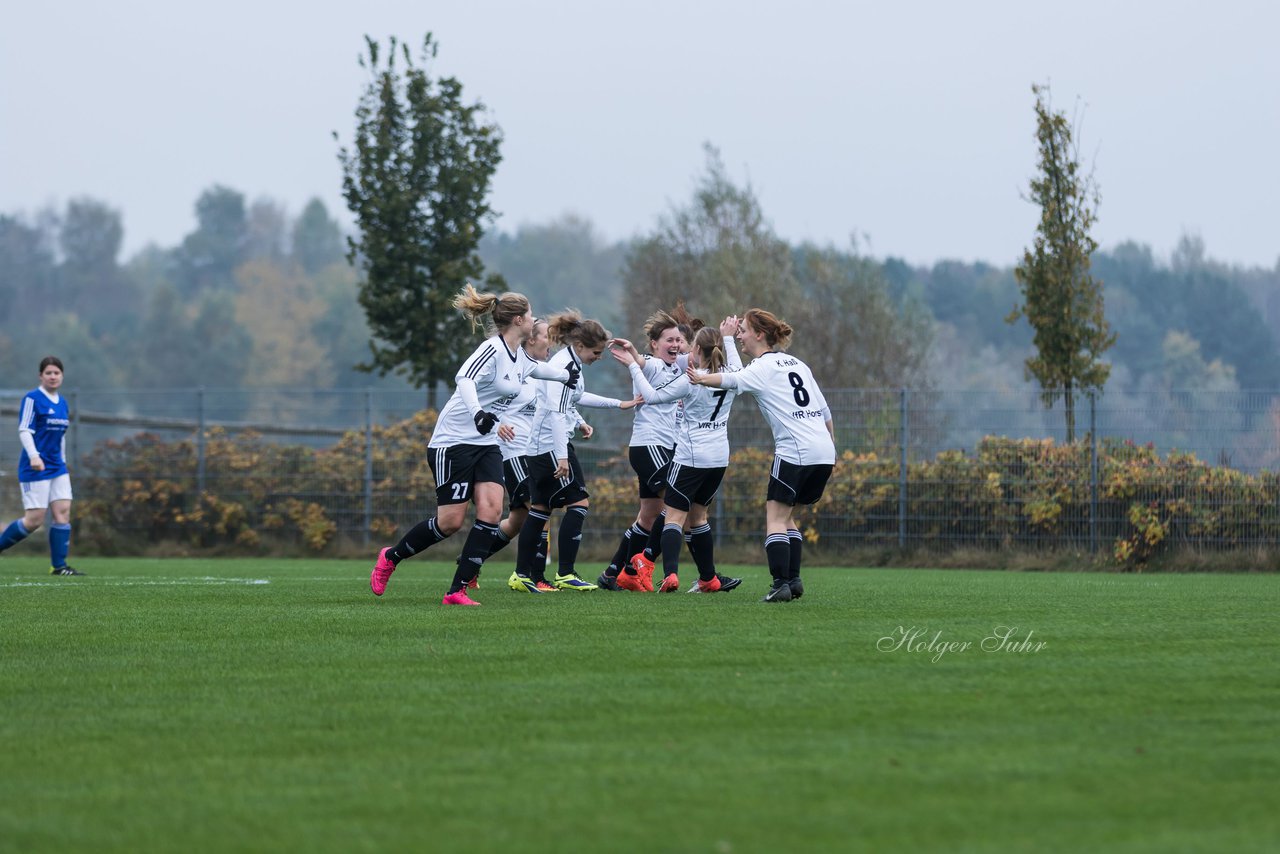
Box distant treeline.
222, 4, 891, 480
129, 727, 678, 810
3, 185, 1278, 405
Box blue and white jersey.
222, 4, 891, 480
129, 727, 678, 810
18, 388, 70, 482
628, 364, 739, 468
430, 336, 568, 449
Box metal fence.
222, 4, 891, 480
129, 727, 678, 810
3, 387, 1279, 557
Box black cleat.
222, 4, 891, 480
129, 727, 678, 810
789, 577, 804, 600
762, 580, 793, 603
596, 572, 620, 591
717, 574, 743, 592
50, 565, 86, 576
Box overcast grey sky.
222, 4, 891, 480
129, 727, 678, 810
2, 0, 1277, 268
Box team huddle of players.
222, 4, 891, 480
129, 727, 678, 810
368, 284, 837, 605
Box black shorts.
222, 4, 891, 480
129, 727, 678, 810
527, 446, 589, 509
428, 443, 504, 506
503, 455, 532, 512
767, 457, 833, 506
629, 445, 675, 499
664, 463, 725, 512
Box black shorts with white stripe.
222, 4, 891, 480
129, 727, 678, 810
527, 447, 589, 509
664, 463, 726, 512
766, 457, 833, 506
502, 455, 532, 512
428, 443, 504, 506
629, 444, 675, 499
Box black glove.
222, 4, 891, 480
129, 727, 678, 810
564, 363, 581, 390
473, 410, 499, 435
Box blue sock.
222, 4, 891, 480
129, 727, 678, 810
50, 523, 71, 568
0, 518, 31, 552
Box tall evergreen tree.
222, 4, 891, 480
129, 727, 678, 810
175, 185, 249, 294
337, 34, 503, 407
291, 198, 346, 273
1007, 84, 1114, 441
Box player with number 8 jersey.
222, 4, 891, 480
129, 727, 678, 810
688, 309, 835, 602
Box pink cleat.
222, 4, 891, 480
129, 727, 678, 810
442, 590, 481, 606
370, 547, 396, 596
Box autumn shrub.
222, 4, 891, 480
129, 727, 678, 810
74, 418, 1280, 567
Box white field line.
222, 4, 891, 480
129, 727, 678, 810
0, 575, 378, 588
2, 577, 272, 588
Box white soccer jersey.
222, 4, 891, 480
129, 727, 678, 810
430, 336, 566, 448
628, 363, 739, 468
626, 337, 742, 448
719, 351, 835, 465
497, 383, 538, 461
528, 348, 623, 460
626, 355, 685, 447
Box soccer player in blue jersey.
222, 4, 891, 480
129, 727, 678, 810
0, 356, 83, 575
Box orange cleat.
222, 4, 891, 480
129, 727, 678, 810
629, 552, 656, 591
617, 570, 647, 592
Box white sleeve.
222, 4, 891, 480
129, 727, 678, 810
551, 384, 575, 460
724, 336, 743, 370
19, 429, 38, 459
718, 358, 770, 394
629, 363, 688, 403
577, 392, 622, 409
714, 372, 741, 389
530, 362, 571, 382
455, 377, 482, 416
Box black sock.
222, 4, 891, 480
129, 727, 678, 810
486, 525, 513, 558
557, 506, 588, 577
608, 523, 645, 574
765, 534, 791, 584
687, 522, 716, 581
660, 524, 683, 577
788, 529, 803, 581
449, 521, 499, 593
390, 517, 449, 564
644, 511, 666, 559
515, 509, 550, 577
534, 530, 550, 581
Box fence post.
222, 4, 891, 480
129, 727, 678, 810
1089, 393, 1098, 554
196, 387, 206, 495
899, 387, 908, 549
364, 388, 374, 547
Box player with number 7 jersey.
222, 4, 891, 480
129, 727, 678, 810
688, 309, 836, 603
610, 318, 747, 593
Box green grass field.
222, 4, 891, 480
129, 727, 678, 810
2, 557, 1277, 853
